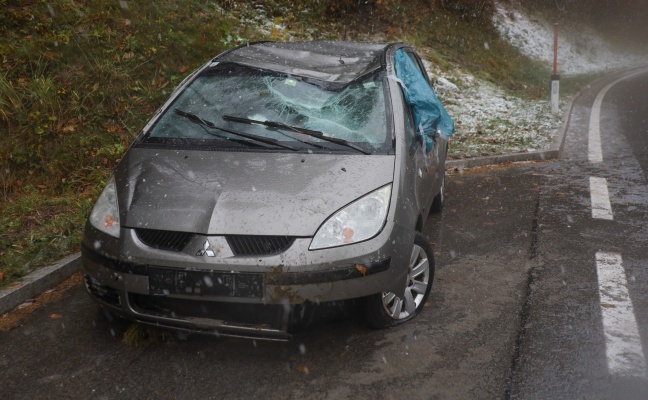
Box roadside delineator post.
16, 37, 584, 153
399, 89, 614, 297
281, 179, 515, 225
551, 23, 560, 114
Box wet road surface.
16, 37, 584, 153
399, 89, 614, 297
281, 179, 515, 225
1, 165, 538, 400
509, 68, 648, 399
1, 69, 648, 399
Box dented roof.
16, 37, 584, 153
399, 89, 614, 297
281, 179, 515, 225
216, 41, 393, 84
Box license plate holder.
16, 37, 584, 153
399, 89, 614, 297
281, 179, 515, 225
149, 268, 264, 298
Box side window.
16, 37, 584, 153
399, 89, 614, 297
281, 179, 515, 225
405, 52, 431, 84
403, 98, 416, 149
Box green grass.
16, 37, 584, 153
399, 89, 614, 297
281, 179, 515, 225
0, 0, 590, 287
0, 0, 241, 286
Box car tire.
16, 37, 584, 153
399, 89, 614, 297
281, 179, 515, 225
431, 173, 445, 213
364, 232, 435, 329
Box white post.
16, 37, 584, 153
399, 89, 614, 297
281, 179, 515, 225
551, 23, 560, 114
551, 77, 560, 114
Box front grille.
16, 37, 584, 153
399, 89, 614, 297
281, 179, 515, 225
135, 228, 194, 252
226, 235, 295, 256
84, 275, 121, 306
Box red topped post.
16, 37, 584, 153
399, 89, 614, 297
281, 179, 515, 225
553, 23, 559, 76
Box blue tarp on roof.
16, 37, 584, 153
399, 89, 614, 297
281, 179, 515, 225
394, 49, 455, 153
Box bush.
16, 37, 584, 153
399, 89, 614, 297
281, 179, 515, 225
437, 0, 495, 22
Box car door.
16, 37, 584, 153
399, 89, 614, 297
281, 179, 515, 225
403, 50, 439, 209
403, 98, 434, 215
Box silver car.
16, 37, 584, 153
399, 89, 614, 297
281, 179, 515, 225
82, 41, 454, 340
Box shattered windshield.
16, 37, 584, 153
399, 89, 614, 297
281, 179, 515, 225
142, 63, 390, 153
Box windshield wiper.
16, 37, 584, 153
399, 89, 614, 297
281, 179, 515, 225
223, 115, 371, 155
223, 116, 332, 151
173, 109, 298, 151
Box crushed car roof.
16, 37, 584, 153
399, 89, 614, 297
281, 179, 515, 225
215, 41, 395, 84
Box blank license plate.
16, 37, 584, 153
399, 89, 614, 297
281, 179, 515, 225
149, 268, 263, 298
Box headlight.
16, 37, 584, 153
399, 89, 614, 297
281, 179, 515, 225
89, 176, 120, 238
310, 184, 391, 250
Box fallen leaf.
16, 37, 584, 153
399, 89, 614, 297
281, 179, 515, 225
450, 208, 457, 213
297, 365, 309, 374
49, 313, 63, 319
0, 272, 4, 282
179, 65, 189, 73
355, 264, 367, 277
92, 82, 99, 91
17, 301, 33, 309
62, 125, 76, 133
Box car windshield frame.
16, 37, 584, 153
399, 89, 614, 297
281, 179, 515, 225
136, 62, 393, 155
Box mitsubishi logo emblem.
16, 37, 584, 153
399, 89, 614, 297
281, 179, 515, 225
196, 240, 216, 257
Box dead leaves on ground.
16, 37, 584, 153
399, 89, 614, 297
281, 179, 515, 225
0, 273, 82, 332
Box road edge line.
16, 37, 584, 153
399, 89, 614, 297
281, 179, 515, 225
596, 252, 648, 377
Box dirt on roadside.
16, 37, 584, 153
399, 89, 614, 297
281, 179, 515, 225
0, 272, 83, 332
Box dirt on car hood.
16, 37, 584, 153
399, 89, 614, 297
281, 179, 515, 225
116, 148, 394, 236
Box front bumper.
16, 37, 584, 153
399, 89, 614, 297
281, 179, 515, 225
81, 221, 414, 339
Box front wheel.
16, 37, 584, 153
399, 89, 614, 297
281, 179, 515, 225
365, 232, 435, 329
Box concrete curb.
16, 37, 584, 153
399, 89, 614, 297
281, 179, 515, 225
0, 252, 81, 315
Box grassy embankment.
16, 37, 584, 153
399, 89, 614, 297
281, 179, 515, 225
0, 0, 562, 287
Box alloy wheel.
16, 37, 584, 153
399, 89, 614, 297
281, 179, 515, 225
381, 243, 431, 320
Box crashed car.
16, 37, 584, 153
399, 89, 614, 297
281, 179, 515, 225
82, 41, 454, 340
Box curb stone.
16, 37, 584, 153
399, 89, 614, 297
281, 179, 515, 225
0, 253, 81, 315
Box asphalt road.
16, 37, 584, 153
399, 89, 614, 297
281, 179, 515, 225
1, 69, 647, 399
509, 68, 648, 399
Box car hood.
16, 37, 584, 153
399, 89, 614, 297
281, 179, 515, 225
116, 148, 395, 236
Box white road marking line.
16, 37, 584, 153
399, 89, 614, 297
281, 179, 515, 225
596, 252, 647, 377
589, 92, 605, 163
588, 70, 648, 163
590, 177, 613, 220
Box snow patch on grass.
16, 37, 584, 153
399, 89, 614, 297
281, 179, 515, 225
493, 4, 648, 75
424, 60, 562, 159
